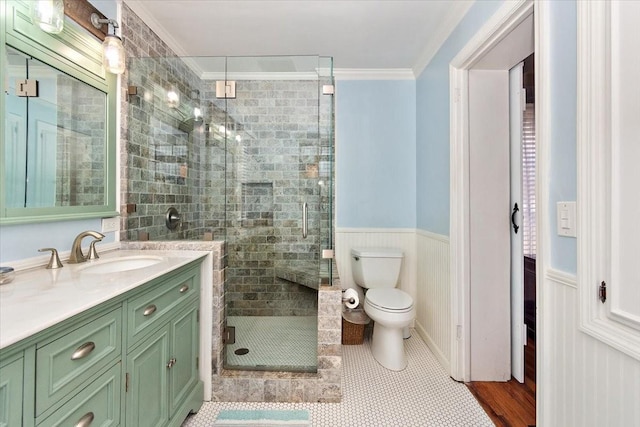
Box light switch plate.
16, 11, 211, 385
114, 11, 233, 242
102, 217, 120, 233
556, 201, 576, 237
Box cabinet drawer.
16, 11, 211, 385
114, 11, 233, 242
36, 308, 122, 415
37, 362, 121, 427
127, 269, 197, 345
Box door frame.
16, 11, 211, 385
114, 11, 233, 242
449, 0, 550, 423
449, 0, 533, 381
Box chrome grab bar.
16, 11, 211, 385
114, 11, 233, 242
302, 202, 308, 238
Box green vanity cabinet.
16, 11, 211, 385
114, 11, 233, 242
37, 363, 122, 427
125, 266, 202, 427
168, 306, 200, 417
35, 307, 122, 416
126, 324, 171, 427
0, 355, 24, 427
0, 260, 204, 427
125, 305, 199, 427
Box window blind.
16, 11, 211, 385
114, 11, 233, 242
522, 103, 536, 257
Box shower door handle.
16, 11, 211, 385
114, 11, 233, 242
302, 202, 308, 239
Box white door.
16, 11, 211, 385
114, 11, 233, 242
469, 69, 511, 381
509, 62, 525, 383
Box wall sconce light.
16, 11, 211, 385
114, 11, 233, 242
32, 0, 64, 34
90, 13, 125, 75
167, 87, 180, 108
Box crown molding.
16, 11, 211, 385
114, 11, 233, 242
123, 0, 204, 76
333, 68, 415, 81
412, 0, 475, 77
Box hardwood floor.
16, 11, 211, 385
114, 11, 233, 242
466, 336, 536, 427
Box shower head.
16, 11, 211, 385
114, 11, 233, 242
178, 116, 204, 133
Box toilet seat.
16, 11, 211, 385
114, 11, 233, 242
365, 288, 413, 313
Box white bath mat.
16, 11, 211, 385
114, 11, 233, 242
213, 409, 311, 426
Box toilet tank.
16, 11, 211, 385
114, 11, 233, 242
350, 247, 403, 289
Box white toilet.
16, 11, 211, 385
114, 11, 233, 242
350, 247, 415, 371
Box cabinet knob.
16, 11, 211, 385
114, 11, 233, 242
75, 411, 94, 427
179, 284, 189, 293
71, 342, 96, 360
143, 304, 157, 316
166, 357, 177, 369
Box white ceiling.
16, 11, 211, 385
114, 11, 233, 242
124, 0, 474, 75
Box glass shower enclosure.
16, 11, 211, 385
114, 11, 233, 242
125, 55, 334, 373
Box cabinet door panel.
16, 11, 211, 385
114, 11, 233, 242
169, 305, 199, 416
0, 357, 23, 427
126, 325, 170, 427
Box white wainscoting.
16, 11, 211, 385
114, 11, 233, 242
335, 228, 417, 300
335, 228, 451, 372
544, 269, 640, 426
416, 230, 451, 373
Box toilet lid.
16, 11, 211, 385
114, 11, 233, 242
366, 288, 413, 311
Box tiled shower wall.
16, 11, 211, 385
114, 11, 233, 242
56, 75, 105, 206
120, 3, 221, 241
205, 80, 329, 316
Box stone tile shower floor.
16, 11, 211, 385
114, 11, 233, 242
183, 331, 493, 426
226, 316, 317, 371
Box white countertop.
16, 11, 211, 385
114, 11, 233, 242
0, 249, 208, 350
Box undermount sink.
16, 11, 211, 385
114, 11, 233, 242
79, 256, 164, 274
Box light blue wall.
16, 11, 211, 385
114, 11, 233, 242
415, 0, 504, 236
414, 0, 577, 272
0, 0, 118, 264
547, 0, 577, 274
0, 219, 116, 263
336, 80, 416, 228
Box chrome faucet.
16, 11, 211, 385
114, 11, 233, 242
68, 231, 105, 264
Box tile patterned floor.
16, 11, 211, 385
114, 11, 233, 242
183, 331, 492, 426
226, 316, 317, 371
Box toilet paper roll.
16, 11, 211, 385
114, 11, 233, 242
343, 288, 359, 309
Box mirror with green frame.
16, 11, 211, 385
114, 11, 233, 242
4, 46, 108, 209
1, 0, 117, 224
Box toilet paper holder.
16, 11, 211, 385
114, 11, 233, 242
342, 293, 356, 305
342, 288, 360, 309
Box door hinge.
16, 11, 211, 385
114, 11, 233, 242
197, 309, 200, 323
15, 79, 39, 97
223, 326, 236, 345
599, 281, 607, 303
196, 356, 199, 369
216, 80, 236, 99
125, 372, 130, 392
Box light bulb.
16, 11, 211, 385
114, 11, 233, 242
102, 35, 126, 75
33, 0, 64, 34
167, 88, 180, 108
